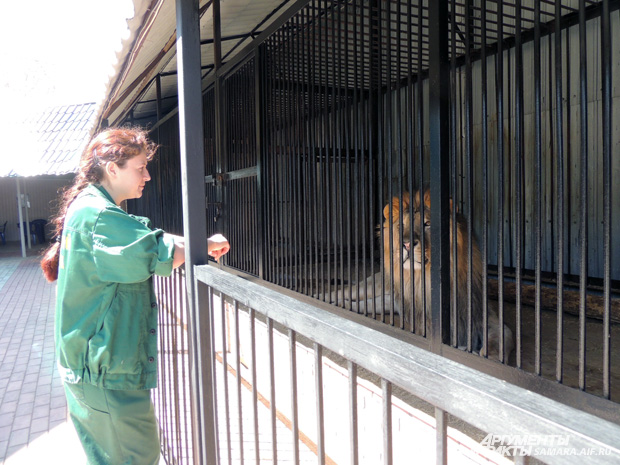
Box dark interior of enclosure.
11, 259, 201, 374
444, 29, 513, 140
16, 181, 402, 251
128, 0, 620, 420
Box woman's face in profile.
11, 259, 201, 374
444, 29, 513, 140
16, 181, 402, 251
109, 153, 151, 203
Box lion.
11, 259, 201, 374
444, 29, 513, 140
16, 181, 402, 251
330, 189, 514, 361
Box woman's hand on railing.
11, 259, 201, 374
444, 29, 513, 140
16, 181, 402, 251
207, 234, 230, 262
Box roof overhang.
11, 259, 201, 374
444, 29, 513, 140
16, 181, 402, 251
95, 0, 296, 130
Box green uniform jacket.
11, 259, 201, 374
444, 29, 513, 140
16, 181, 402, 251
55, 184, 176, 390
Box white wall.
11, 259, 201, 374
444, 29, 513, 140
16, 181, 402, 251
0, 175, 74, 242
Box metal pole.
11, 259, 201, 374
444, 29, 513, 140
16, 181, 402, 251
428, 0, 451, 348
175, 0, 217, 463
23, 179, 32, 249
213, 0, 227, 240
16, 178, 26, 257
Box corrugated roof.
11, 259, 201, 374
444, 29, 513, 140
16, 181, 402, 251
1, 102, 97, 177
96, 0, 296, 128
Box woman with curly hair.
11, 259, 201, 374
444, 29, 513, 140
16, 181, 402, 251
41, 127, 229, 465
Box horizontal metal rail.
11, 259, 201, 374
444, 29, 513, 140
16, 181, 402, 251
195, 264, 620, 465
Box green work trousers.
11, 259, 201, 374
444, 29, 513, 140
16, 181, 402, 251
64, 382, 161, 465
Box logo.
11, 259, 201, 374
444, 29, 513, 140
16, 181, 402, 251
480, 434, 612, 457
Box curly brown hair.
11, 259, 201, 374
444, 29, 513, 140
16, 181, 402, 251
40, 127, 157, 282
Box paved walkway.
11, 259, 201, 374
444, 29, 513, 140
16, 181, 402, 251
0, 244, 85, 464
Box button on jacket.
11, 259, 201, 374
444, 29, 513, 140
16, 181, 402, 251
55, 184, 176, 390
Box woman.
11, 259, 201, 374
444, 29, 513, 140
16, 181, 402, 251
41, 127, 229, 465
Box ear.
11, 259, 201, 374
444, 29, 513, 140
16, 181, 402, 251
104, 161, 119, 178
423, 189, 431, 208
422, 189, 455, 212
383, 193, 411, 222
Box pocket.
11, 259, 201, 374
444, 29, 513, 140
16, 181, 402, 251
64, 382, 85, 406
82, 383, 110, 414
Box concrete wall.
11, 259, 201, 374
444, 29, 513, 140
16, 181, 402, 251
0, 175, 74, 242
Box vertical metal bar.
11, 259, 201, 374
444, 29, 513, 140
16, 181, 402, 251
578, 0, 588, 393
250, 308, 260, 464
338, 3, 349, 307
276, 29, 285, 289
155, 277, 166, 455
213, 0, 227, 242
369, 0, 379, 318
16, 178, 26, 257
318, 1, 326, 301
355, 0, 375, 316
480, 0, 489, 359
289, 329, 300, 465
266, 39, 276, 285
515, 0, 524, 369
464, 0, 474, 352
360, 2, 369, 309
349, 361, 358, 465
554, 0, 565, 386
385, 0, 395, 327
286, 25, 294, 292
326, 5, 334, 305
301, 7, 311, 297
496, 0, 506, 365
382, 378, 392, 465
331, 4, 348, 304
417, 0, 425, 337
208, 287, 221, 464
534, 0, 543, 377
234, 301, 244, 464
565, 15, 573, 289
220, 297, 232, 465
600, 0, 612, 400
283, 25, 292, 290
294, 17, 303, 295
395, 0, 405, 330
179, 272, 191, 461
267, 317, 278, 463
376, 0, 386, 323
173, 276, 182, 461
449, 0, 457, 347
181, 272, 191, 462
395, 3, 406, 329
310, 1, 319, 300
315, 342, 325, 465
359, 1, 369, 313
163, 278, 173, 458
351, 2, 360, 305
429, 0, 451, 349
435, 408, 447, 465
175, 0, 215, 462
406, 0, 415, 330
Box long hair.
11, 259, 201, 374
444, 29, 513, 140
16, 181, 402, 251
41, 127, 157, 282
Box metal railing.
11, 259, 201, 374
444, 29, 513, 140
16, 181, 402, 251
154, 268, 194, 465
192, 264, 620, 465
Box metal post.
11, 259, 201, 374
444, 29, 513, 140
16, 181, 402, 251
175, 0, 217, 464
213, 0, 227, 239
23, 179, 32, 249
16, 178, 26, 258
255, 45, 266, 280
428, 0, 451, 348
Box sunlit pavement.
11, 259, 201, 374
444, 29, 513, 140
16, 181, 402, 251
0, 244, 85, 464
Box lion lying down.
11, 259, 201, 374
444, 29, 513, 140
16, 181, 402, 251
328, 189, 514, 362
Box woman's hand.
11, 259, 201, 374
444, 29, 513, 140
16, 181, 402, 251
207, 234, 230, 262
